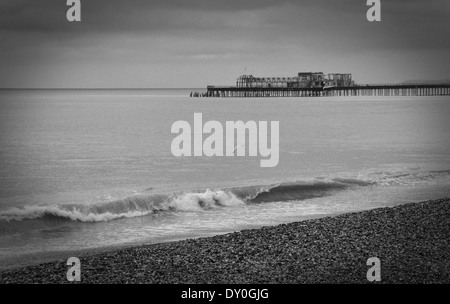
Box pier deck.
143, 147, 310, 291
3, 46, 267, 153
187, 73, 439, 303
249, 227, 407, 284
204, 84, 450, 98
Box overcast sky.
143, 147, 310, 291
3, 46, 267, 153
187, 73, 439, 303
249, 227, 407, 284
0, 0, 449, 88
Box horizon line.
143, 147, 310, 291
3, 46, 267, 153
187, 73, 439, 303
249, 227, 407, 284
0, 87, 206, 90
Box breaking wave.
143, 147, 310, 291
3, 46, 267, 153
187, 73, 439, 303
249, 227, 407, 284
2, 169, 448, 224
0, 179, 373, 223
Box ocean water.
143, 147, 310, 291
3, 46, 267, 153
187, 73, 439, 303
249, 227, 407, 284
0, 89, 450, 266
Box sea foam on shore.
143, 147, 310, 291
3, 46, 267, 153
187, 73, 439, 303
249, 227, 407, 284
1, 198, 449, 284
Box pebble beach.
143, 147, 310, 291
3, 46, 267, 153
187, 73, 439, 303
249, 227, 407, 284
1, 198, 449, 284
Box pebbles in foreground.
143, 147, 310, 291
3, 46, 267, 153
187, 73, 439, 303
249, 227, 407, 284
1, 198, 449, 284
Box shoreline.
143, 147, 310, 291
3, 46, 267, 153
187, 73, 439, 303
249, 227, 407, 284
1, 198, 449, 283
0, 211, 344, 272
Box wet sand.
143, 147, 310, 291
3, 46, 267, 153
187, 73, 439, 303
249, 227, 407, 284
1, 198, 449, 283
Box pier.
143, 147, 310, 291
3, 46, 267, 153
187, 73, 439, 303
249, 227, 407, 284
195, 72, 450, 98
204, 83, 450, 98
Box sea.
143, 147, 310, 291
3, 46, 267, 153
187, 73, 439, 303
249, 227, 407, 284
0, 89, 449, 268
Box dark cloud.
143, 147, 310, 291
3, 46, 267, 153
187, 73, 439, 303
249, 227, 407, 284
0, 0, 449, 87
0, 0, 370, 35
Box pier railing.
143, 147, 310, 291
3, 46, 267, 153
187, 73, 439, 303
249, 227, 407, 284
199, 83, 450, 98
